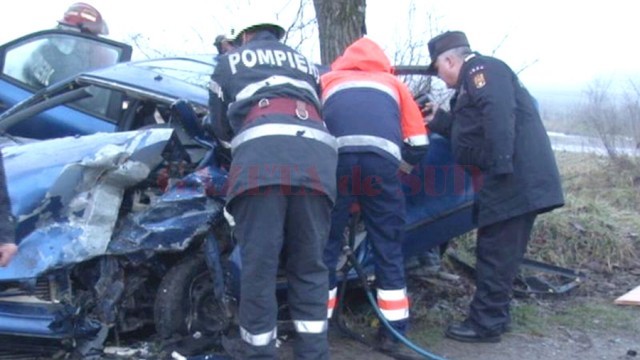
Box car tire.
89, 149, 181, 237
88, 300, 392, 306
154, 255, 229, 340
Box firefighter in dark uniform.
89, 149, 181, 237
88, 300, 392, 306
213, 34, 237, 56
208, 18, 337, 359
0, 151, 17, 267
424, 31, 565, 343
321, 37, 429, 353
23, 2, 110, 89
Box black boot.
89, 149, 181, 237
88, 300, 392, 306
375, 331, 422, 359
221, 335, 245, 360
445, 320, 501, 343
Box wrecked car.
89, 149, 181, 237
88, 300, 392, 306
0, 54, 213, 140
0, 61, 477, 358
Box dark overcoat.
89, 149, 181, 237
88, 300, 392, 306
430, 53, 564, 227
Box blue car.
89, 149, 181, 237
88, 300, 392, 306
0, 59, 475, 358
0, 28, 133, 116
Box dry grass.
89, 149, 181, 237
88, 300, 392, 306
449, 152, 640, 272
529, 152, 640, 272
339, 151, 640, 347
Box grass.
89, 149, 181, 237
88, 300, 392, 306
550, 300, 640, 332
510, 303, 548, 336
530, 152, 640, 271
408, 300, 455, 345
511, 298, 640, 335
403, 151, 640, 346
449, 152, 640, 272
337, 151, 640, 349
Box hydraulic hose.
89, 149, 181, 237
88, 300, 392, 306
342, 244, 448, 360
339, 208, 448, 360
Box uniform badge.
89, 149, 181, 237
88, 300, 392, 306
473, 73, 486, 89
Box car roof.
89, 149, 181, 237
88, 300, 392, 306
77, 60, 426, 108
76, 55, 217, 106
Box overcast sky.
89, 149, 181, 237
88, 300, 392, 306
1, 0, 637, 95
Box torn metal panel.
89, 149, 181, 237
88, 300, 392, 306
0, 129, 174, 281
0, 301, 102, 338
108, 165, 227, 254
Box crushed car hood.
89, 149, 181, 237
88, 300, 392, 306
0, 129, 177, 280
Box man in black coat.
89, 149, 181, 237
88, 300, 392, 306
424, 31, 564, 343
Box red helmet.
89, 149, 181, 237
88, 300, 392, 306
58, 2, 108, 36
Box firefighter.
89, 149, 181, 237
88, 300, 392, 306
23, 2, 110, 88
321, 37, 429, 353
0, 151, 17, 267
56, 2, 109, 36
424, 31, 564, 343
207, 17, 337, 359
213, 34, 236, 55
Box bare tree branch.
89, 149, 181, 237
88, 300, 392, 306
516, 58, 540, 75
490, 34, 510, 56
128, 34, 168, 59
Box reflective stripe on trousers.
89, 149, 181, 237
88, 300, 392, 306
240, 326, 277, 346
231, 123, 338, 154
327, 287, 337, 319
377, 288, 410, 321
293, 320, 328, 334
336, 135, 402, 162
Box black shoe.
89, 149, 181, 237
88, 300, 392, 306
375, 333, 422, 359
502, 322, 512, 333
221, 335, 245, 360
445, 321, 501, 343
377, 334, 399, 353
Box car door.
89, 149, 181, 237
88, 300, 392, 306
0, 29, 132, 115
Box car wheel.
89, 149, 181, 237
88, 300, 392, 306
154, 255, 229, 339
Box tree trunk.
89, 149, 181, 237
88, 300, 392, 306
313, 0, 366, 66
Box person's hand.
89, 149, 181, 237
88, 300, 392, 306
0, 243, 18, 267
422, 102, 438, 123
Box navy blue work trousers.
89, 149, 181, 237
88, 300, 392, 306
323, 153, 408, 334
230, 186, 331, 359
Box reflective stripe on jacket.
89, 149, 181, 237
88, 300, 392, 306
209, 31, 338, 204
320, 37, 428, 163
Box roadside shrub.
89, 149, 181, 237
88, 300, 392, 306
448, 152, 639, 273
530, 152, 639, 272
530, 196, 638, 272
577, 79, 640, 162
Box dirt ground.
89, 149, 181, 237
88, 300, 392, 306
312, 325, 640, 360
276, 259, 640, 360
77, 254, 639, 360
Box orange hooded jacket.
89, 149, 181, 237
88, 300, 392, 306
321, 37, 428, 164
